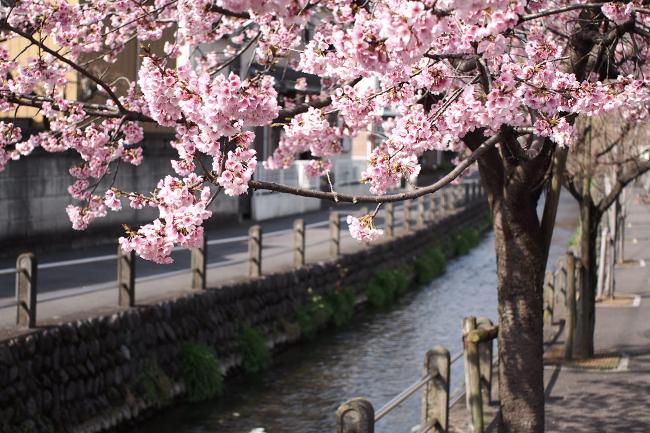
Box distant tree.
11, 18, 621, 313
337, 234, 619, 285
564, 112, 650, 359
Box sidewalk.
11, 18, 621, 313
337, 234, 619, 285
544, 190, 650, 432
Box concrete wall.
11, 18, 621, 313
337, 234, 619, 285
0, 201, 489, 433
0, 134, 240, 254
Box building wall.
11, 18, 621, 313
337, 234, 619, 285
0, 134, 240, 254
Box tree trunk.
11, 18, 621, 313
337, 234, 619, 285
574, 201, 599, 358
491, 188, 545, 433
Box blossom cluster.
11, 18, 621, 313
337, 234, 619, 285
2, 0, 650, 259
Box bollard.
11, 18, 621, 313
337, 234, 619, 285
403, 200, 412, 232
117, 247, 135, 307
426, 195, 434, 222
16, 253, 37, 328
336, 398, 374, 433
463, 316, 484, 433
330, 212, 340, 259
565, 251, 576, 360
441, 191, 449, 211
385, 203, 394, 239
465, 183, 471, 205
190, 235, 207, 290
421, 346, 450, 433
472, 182, 478, 201
293, 219, 305, 269
248, 225, 262, 277
417, 197, 425, 227
477, 317, 494, 404
543, 270, 555, 324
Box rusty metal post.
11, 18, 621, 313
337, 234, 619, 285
330, 212, 340, 259
248, 225, 262, 277
463, 316, 484, 433
293, 218, 305, 269
477, 317, 494, 404
16, 253, 37, 328
336, 398, 374, 433
190, 235, 207, 290
117, 247, 136, 307
421, 346, 450, 433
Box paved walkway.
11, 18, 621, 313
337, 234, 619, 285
544, 189, 650, 432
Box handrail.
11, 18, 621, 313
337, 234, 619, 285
374, 350, 463, 422
375, 373, 434, 422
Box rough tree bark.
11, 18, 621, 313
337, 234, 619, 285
473, 130, 551, 433
574, 200, 600, 359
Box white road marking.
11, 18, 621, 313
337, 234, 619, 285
616, 354, 630, 372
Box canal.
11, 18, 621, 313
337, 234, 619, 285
128, 193, 578, 433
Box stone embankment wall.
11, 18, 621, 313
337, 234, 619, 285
0, 201, 489, 433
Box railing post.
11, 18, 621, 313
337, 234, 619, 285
472, 182, 478, 201
421, 346, 450, 433
463, 316, 484, 433
427, 194, 436, 222
476, 317, 494, 404
293, 219, 305, 269
248, 225, 262, 278
16, 252, 37, 328
417, 197, 425, 227
330, 212, 340, 259
190, 235, 207, 290
564, 251, 576, 359
465, 183, 471, 205
117, 247, 135, 307
543, 270, 555, 324
442, 191, 449, 211
336, 397, 374, 433
403, 200, 412, 232
385, 203, 394, 239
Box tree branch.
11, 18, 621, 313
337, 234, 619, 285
1, 22, 127, 113
248, 132, 502, 203
597, 159, 650, 212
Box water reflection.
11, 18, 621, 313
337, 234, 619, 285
129, 233, 498, 433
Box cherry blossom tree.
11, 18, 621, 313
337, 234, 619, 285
565, 112, 650, 359
2, 1, 650, 432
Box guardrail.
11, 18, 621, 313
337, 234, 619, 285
335, 316, 497, 433
4, 181, 485, 329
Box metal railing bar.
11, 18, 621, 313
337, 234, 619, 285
450, 350, 463, 364
375, 373, 434, 422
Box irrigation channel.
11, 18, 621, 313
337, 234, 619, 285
128, 194, 578, 433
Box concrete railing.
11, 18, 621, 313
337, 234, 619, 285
5, 181, 486, 329
336, 316, 498, 433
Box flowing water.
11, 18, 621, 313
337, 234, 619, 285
128, 192, 578, 433
129, 233, 498, 433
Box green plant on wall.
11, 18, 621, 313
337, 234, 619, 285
296, 290, 334, 339
453, 227, 481, 256
366, 268, 410, 308
327, 287, 356, 327
135, 359, 174, 407
414, 246, 447, 285
238, 325, 272, 374
181, 342, 224, 402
